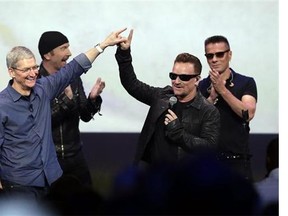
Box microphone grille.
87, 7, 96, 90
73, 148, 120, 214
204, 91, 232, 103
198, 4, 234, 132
169, 96, 177, 107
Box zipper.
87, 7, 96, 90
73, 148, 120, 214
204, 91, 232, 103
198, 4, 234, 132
60, 123, 64, 159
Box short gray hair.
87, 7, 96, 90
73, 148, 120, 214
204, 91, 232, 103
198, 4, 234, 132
6, 46, 35, 68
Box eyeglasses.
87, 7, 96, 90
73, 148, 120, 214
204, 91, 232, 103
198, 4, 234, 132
204, 49, 230, 60
169, 72, 199, 81
12, 65, 39, 73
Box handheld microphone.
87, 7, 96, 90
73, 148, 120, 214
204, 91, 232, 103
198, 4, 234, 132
169, 96, 177, 109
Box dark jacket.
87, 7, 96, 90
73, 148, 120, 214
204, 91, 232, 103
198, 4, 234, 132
115, 47, 220, 164
39, 65, 102, 158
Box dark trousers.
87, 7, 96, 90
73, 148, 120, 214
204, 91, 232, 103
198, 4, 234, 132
218, 152, 253, 181
57, 149, 92, 187
220, 158, 252, 181
1, 180, 48, 200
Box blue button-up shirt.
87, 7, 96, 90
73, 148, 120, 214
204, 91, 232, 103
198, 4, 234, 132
0, 53, 91, 187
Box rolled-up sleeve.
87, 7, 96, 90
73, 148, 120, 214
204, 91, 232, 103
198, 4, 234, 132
74, 53, 92, 73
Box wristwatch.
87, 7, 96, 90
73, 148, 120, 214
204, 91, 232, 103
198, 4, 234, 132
94, 43, 104, 53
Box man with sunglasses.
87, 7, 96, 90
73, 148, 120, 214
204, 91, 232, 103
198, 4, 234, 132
114, 29, 220, 166
198, 35, 258, 181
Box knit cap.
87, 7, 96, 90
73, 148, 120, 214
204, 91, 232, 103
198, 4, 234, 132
38, 31, 69, 57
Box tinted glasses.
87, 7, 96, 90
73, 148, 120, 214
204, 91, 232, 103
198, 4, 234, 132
169, 72, 199, 81
205, 49, 230, 60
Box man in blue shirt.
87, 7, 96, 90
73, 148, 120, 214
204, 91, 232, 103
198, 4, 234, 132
0, 28, 127, 199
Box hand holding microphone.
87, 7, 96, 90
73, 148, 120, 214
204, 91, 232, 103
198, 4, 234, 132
164, 96, 178, 125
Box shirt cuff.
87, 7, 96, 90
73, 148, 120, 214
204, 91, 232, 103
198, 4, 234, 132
74, 53, 92, 73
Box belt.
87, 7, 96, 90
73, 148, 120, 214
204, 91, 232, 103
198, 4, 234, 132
218, 152, 251, 160
1, 180, 46, 189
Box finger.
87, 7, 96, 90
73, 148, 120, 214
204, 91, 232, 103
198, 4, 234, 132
115, 28, 127, 36
101, 81, 106, 88
168, 110, 178, 120
95, 77, 101, 84
210, 68, 218, 73
98, 83, 105, 91
164, 117, 170, 125
167, 109, 175, 116
165, 113, 173, 121
209, 71, 216, 79
128, 29, 134, 42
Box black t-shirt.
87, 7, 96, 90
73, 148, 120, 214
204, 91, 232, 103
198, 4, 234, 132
143, 100, 193, 163
198, 69, 257, 154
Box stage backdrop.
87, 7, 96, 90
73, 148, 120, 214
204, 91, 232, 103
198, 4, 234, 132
0, 0, 278, 134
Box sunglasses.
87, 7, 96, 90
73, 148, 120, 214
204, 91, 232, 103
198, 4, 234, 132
169, 72, 199, 81
205, 49, 230, 60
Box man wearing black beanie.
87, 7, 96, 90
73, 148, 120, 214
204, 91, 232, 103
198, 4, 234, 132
38, 31, 69, 59
38, 31, 104, 187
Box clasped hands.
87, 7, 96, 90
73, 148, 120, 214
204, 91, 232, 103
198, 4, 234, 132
209, 68, 227, 96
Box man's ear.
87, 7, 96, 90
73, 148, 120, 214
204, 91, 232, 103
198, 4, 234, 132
43, 52, 51, 60
195, 75, 201, 86
8, 68, 16, 78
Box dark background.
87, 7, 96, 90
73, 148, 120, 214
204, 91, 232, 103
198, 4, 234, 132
81, 133, 278, 197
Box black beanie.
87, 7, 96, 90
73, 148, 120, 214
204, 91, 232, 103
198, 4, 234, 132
38, 31, 69, 57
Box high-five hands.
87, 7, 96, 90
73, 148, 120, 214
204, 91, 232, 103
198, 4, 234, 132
102, 28, 129, 48
118, 29, 134, 50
